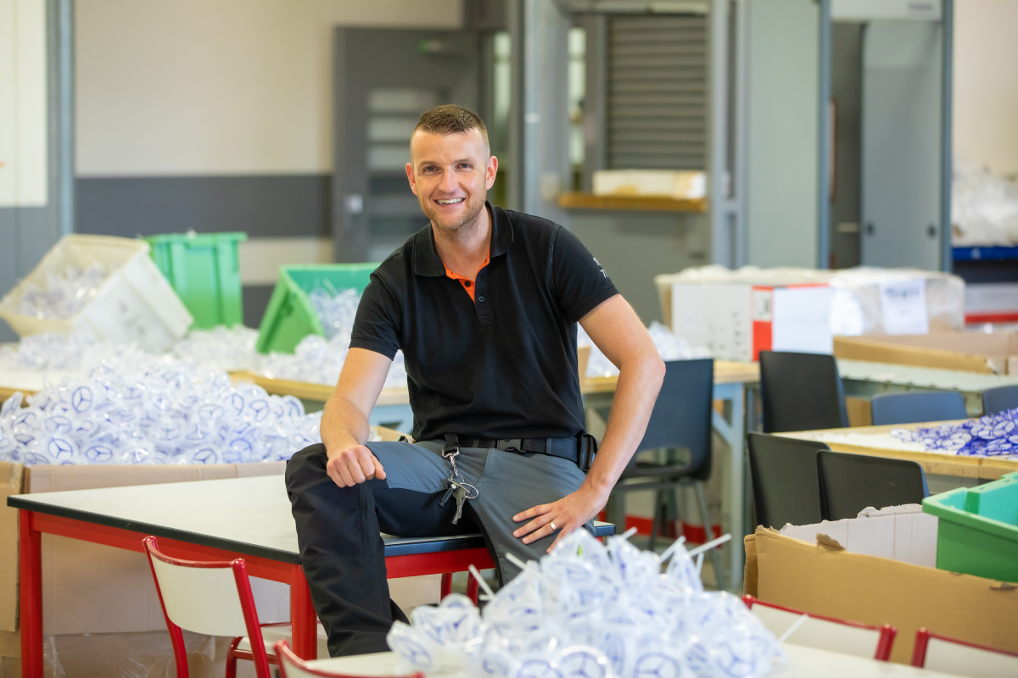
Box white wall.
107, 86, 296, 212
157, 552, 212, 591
0, 0, 47, 205
75, 0, 463, 177
953, 0, 1018, 176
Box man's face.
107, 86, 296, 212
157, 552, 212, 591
406, 129, 498, 238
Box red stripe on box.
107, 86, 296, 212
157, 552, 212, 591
965, 312, 1018, 324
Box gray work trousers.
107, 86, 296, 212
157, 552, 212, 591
285, 440, 590, 657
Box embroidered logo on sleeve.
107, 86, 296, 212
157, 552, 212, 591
593, 257, 607, 278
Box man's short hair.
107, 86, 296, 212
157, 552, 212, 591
412, 104, 489, 155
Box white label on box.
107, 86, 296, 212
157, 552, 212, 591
879, 278, 929, 335
771, 286, 834, 355
752, 288, 772, 321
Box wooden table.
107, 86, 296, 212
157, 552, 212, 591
303, 643, 965, 677
778, 419, 1018, 481
8, 476, 614, 678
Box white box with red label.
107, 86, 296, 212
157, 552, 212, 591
669, 282, 833, 362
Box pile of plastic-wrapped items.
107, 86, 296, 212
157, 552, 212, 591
386, 528, 784, 678
0, 267, 714, 467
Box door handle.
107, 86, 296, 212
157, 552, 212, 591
344, 194, 364, 215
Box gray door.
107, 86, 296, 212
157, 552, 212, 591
333, 29, 479, 263
860, 21, 943, 269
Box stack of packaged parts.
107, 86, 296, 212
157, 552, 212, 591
952, 158, 1018, 246
655, 266, 965, 362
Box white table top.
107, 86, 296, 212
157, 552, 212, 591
8, 475, 614, 563
307, 644, 966, 677
8, 475, 485, 563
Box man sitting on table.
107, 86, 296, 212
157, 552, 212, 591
285, 104, 665, 657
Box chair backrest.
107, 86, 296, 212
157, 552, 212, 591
747, 433, 827, 529
144, 536, 272, 678
911, 628, 1018, 675
275, 640, 424, 678
759, 351, 848, 433
742, 596, 896, 661
816, 450, 928, 521
635, 358, 714, 481
870, 391, 967, 426
982, 384, 1018, 416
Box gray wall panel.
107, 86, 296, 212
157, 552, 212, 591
241, 284, 276, 331
76, 174, 331, 238
0, 210, 18, 342
568, 211, 709, 324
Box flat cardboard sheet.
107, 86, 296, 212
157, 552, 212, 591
0, 462, 24, 632
834, 332, 1018, 375
746, 527, 1018, 664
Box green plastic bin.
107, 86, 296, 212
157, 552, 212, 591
922, 471, 1018, 584
145, 231, 248, 329
256, 263, 378, 354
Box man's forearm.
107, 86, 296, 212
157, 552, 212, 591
320, 393, 371, 453
583, 350, 665, 495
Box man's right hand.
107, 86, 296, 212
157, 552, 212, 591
326, 444, 387, 487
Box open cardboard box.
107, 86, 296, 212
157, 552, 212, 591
745, 526, 1018, 665
0, 426, 438, 641
834, 332, 1018, 375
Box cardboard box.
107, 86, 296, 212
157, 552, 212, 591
592, 169, 706, 200
833, 332, 1018, 375
668, 283, 833, 362
1, 425, 434, 636
778, 504, 939, 568
745, 527, 1018, 665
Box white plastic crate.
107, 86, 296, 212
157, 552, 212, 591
0, 234, 193, 352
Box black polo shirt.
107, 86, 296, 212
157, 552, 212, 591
350, 202, 618, 442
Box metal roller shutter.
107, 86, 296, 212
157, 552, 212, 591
607, 15, 708, 170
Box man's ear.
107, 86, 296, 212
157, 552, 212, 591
405, 162, 418, 196
486, 155, 498, 190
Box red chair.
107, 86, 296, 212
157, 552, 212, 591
912, 628, 1018, 675
742, 595, 896, 661
275, 639, 424, 678
144, 535, 294, 678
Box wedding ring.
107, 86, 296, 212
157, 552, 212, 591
549, 522, 557, 531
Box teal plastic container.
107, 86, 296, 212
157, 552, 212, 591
922, 471, 1018, 583
145, 232, 248, 329
255, 263, 378, 354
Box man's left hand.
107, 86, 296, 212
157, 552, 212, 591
512, 483, 610, 552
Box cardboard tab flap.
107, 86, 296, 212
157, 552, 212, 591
816, 533, 846, 550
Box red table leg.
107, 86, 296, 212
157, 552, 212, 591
290, 564, 318, 660
19, 511, 43, 678
440, 573, 453, 599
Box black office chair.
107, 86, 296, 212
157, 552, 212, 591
759, 351, 848, 433
982, 385, 1018, 416
869, 391, 967, 426
747, 433, 828, 529
610, 358, 724, 588
817, 450, 929, 521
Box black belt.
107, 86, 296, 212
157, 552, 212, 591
441, 434, 598, 472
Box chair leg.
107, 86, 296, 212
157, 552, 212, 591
226, 636, 247, 678
649, 490, 664, 551
694, 482, 726, 592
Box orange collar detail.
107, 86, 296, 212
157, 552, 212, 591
443, 252, 489, 302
